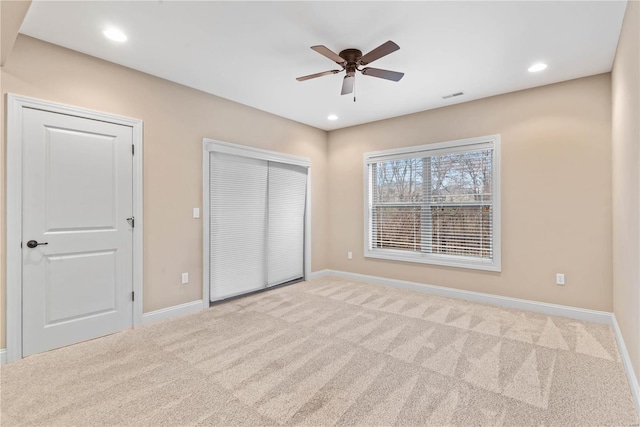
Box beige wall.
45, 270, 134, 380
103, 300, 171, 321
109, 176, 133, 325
0, 0, 31, 66
0, 33, 622, 353
0, 35, 330, 348
612, 0, 640, 387
328, 74, 613, 312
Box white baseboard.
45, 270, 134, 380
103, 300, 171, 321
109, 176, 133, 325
308, 269, 333, 279
141, 300, 204, 325
0, 348, 6, 365
309, 269, 612, 324
612, 314, 640, 416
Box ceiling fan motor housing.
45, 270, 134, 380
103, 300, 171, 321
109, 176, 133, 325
340, 49, 362, 77
339, 48, 363, 64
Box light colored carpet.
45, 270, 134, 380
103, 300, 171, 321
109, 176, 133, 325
1, 276, 638, 426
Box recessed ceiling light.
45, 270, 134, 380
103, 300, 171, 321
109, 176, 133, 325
528, 63, 547, 73
103, 27, 127, 42
327, 114, 338, 121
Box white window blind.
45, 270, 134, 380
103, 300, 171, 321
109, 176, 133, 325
210, 152, 268, 300
365, 136, 500, 271
209, 151, 308, 301
267, 162, 307, 286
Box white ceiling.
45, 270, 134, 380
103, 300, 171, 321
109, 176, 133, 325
20, 1, 627, 131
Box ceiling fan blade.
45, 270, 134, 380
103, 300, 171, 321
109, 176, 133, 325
341, 74, 355, 95
296, 70, 341, 81
359, 40, 400, 65
361, 67, 404, 82
311, 45, 346, 64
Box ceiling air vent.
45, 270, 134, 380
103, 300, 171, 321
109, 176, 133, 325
442, 92, 464, 99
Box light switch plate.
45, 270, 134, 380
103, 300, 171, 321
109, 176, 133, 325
181, 272, 189, 284
193, 208, 200, 218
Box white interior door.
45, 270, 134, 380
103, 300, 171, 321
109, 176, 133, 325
22, 107, 134, 357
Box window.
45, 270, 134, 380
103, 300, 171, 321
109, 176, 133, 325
364, 135, 500, 271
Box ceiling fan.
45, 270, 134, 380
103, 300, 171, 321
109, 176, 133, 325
296, 40, 405, 96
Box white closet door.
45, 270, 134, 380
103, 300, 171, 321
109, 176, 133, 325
267, 162, 307, 286
210, 152, 268, 300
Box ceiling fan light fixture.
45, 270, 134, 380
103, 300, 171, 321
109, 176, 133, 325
103, 27, 128, 42
528, 62, 547, 72
327, 114, 338, 121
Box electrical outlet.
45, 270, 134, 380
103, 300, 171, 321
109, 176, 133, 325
181, 272, 189, 285
348, 251, 353, 260
556, 273, 565, 286
193, 208, 200, 218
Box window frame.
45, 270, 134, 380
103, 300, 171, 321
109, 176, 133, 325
363, 134, 501, 272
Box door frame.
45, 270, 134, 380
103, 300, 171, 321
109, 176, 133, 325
5, 94, 144, 362
202, 138, 312, 306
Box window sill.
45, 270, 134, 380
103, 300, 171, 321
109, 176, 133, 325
364, 249, 501, 272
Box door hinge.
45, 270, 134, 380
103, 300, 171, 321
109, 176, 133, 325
132, 144, 135, 155
132, 291, 135, 301
127, 217, 135, 228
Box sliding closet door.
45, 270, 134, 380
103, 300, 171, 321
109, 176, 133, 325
210, 152, 267, 300
267, 162, 308, 286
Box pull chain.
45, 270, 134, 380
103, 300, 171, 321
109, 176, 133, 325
353, 76, 357, 102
